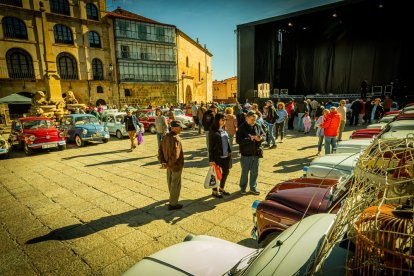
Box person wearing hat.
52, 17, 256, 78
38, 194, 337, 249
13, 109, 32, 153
158, 120, 184, 210
370, 98, 384, 124
122, 109, 140, 151
236, 110, 266, 195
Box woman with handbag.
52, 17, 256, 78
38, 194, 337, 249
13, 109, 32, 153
208, 112, 232, 198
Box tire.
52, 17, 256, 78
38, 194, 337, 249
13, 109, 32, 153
23, 142, 33, 156
75, 135, 84, 147
259, 231, 281, 248
102, 138, 109, 143
116, 130, 123, 139
58, 144, 66, 151
149, 124, 156, 134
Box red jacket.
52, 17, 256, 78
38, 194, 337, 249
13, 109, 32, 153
320, 110, 341, 136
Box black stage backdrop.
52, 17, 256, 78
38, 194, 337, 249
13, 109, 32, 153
253, 0, 412, 96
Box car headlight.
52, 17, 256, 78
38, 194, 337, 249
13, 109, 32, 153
82, 129, 88, 135
104, 127, 108, 132
29, 135, 36, 141
59, 132, 64, 138
251, 200, 261, 215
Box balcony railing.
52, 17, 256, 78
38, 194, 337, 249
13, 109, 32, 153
116, 51, 176, 62
0, 0, 22, 7
0, 67, 40, 80
120, 73, 176, 82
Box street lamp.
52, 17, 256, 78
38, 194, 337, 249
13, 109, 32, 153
181, 71, 185, 104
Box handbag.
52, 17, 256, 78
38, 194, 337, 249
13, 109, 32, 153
137, 131, 143, 145
204, 165, 220, 189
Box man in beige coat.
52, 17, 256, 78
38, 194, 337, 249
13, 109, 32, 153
336, 100, 347, 141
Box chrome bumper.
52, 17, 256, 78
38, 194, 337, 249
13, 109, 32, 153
28, 140, 66, 148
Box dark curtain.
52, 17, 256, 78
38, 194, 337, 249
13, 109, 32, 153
253, 0, 412, 96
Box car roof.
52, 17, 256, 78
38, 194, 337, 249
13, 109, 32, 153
19, 117, 51, 122
64, 114, 96, 118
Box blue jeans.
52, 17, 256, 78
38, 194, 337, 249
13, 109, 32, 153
267, 123, 276, 146
317, 136, 324, 152
156, 133, 163, 147
240, 156, 259, 192
324, 136, 337, 154
228, 134, 234, 151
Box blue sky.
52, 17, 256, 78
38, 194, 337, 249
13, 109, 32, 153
106, 0, 340, 81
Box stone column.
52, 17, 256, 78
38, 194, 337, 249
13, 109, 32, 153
40, 2, 63, 103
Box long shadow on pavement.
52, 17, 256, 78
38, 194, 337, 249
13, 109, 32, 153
62, 149, 132, 160
26, 193, 244, 244
273, 156, 314, 173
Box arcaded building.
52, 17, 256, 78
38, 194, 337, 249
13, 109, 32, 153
0, 0, 116, 106
213, 76, 237, 102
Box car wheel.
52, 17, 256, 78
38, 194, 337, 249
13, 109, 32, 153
58, 144, 66, 151
23, 142, 33, 156
75, 135, 84, 147
149, 124, 156, 134
259, 231, 281, 248
116, 130, 123, 139
102, 138, 109, 143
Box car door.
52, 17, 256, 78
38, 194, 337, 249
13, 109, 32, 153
61, 116, 76, 141
105, 115, 116, 134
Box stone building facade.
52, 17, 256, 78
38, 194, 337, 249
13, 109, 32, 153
0, 0, 116, 107
213, 76, 237, 102
107, 8, 212, 108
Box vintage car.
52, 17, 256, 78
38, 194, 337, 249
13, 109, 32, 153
0, 128, 11, 158
304, 152, 360, 179
251, 176, 351, 247
124, 214, 340, 275
101, 111, 128, 139
350, 128, 382, 139
137, 109, 171, 134
8, 117, 66, 155
60, 114, 110, 147
161, 108, 194, 128
336, 139, 372, 154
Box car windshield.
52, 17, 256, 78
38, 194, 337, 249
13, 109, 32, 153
115, 115, 123, 123
175, 110, 184, 116
22, 120, 54, 130
74, 116, 99, 125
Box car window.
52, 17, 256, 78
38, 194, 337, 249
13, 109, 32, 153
148, 111, 155, 116
75, 116, 98, 125
22, 120, 53, 130
115, 115, 123, 123
175, 110, 184, 116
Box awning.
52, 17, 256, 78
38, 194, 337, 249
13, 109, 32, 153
0, 93, 32, 105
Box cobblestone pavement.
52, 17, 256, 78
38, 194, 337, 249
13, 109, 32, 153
0, 126, 355, 275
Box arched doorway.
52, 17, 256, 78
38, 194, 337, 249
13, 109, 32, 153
96, 99, 106, 106
185, 85, 192, 104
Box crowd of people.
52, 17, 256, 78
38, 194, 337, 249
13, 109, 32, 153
123, 96, 390, 210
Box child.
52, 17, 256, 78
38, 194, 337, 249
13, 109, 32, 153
302, 112, 312, 134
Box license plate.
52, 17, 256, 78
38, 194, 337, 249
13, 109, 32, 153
42, 143, 57, 149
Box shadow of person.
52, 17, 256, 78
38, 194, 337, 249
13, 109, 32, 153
26, 193, 243, 244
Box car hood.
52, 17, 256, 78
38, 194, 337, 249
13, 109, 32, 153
266, 179, 337, 214
123, 235, 256, 276
310, 153, 359, 171
77, 123, 104, 131
23, 128, 59, 137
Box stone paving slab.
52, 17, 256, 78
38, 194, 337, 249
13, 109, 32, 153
0, 126, 356, 274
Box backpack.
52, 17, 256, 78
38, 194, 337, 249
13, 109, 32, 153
266, 107, 279, 124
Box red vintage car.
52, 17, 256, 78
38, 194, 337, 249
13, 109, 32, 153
136, 109, 171, 134
8, 117, 66, 155
350, 128, 382, 139
251, 176, 351, 247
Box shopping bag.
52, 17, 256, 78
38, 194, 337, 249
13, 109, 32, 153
204, 165, 220, 189
137, 131, 143, 145
214, 164, 222, 181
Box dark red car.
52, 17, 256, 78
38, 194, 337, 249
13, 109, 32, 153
9, 117, 66, 155
136, 109, 171, 134
251, 176, 351, 247
350, 128, 382, 139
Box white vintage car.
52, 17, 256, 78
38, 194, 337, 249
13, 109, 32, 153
0, 128, 11, 159
101, 111, 128, 139
336, 139, 372, 154
123, 214, 338, 276
304, 153, 360, 179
